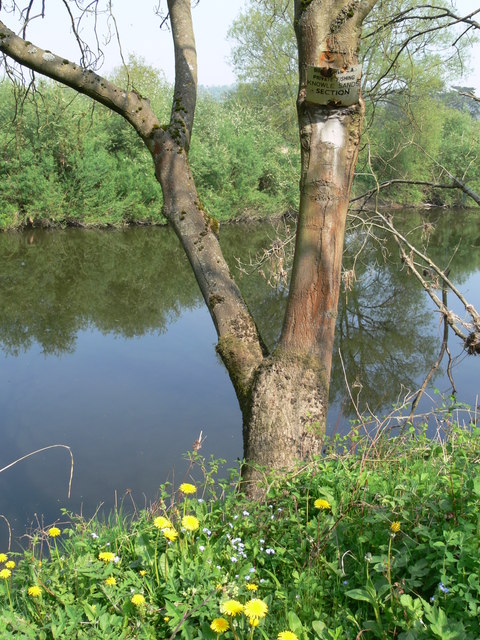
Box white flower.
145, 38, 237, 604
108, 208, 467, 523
231, 556, 237, 563
113, 556, 121, 563
260, 539, 265, 544
233, 515, 239, 520
243, 510, 250, 516
199, 545, 205, 552
91, 532, 99, 539
198, 498, 204, 503
249, 567, 255, 573
265, 548, 275, 555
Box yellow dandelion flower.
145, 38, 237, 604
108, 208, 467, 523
249, 618, 260, 627
164, 616, 170, 622
391, 521, 401, 533
154, 516, 172, 530
182, 515, 199, 531
163, 527, 179, 541
179, 483, 197, 495
5, 561, 15, 570
216, 583, 223, 591
91, 605, 97, 612
220, 599, 244, 616
314, 498, 331, 510
98, 551, 115, 563
0, 553, 7, 563
131, 593, 146, 606
246, 583, 258, 591
0, 568, 11, 579
244, 599, 268, 619
140, 570, 147, 576
48, 527, 61, 537
278, 632, 299, 640
210, 617, 230, 633
105, 577, 117, 586
28, 585, 42, 598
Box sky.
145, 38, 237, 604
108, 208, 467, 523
2, 0, 480, 91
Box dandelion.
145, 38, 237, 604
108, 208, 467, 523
105, 577, 117, 586
27, 585, 42, 598
98, 552, 115, 563
249, 618, 260, 627
154, 516, 172, 530
0, 554, 7, 563
243, 598, 268, 620
210, 618, 230, 633
179, 483, 197, 494
164, 616, 170, 622
314, 498, 332, 510
182, 515, 200, 531
390, 521, 401, 534
5, 561, 15, 570
278, 632, 298, 640
162, 527, 178, 541
0, 568, 11, 579
246, 583, 258, 591
131, 593, 146, 606
48, 527, 61, 538
140, 570, 147, 576
220, 599, 244, 616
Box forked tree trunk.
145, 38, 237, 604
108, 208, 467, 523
0, 0, 377, 495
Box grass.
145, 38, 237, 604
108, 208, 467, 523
1, 402, 479, 639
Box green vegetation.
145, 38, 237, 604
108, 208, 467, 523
1, 405, 480, 639
0, 58, 299, 230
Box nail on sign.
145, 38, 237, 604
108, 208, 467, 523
306, 64, 362, 107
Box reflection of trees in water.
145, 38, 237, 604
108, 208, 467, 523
0, 209, 478, 415
0, 228, 201, 355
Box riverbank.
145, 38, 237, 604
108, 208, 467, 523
1, 409, 479, 639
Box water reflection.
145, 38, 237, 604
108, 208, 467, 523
0, 210, 479, 547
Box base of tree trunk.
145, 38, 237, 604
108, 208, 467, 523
241, 353, 328, 496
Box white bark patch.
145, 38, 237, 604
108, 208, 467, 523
316, 116, 345, 178
318, 117, 345, 149
42, 52, 55, 62
27, 46, 37, 55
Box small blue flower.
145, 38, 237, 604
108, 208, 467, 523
430, 596, 435, 602
343, 580, 349, 585
438, 582, 449, 594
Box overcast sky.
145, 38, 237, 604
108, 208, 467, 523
3, 0, 480, 91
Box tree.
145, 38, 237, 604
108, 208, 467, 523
0, 0, 379, 488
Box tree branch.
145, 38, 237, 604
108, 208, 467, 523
0, 20, 161, 141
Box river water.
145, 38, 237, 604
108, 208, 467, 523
0, 208, 479, 549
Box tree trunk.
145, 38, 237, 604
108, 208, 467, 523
242, 1, 376, 487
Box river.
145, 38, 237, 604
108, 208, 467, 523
0, 208, 479, 549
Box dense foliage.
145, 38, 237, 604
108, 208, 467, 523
0, 58, 299, 229
1, 407, 479, 639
